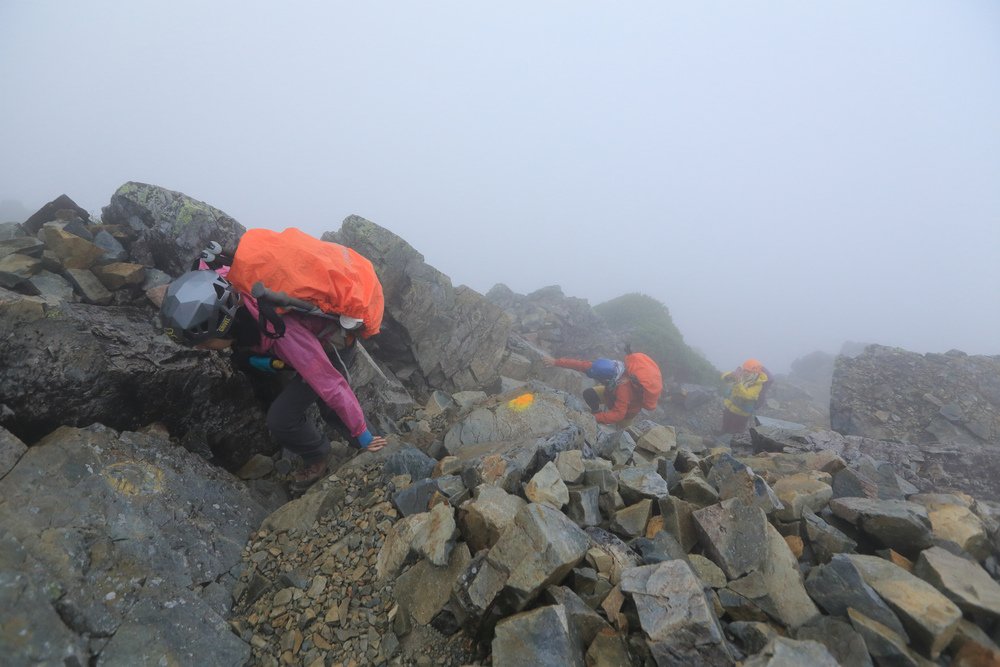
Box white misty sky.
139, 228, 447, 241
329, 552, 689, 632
2, 1, 998, 373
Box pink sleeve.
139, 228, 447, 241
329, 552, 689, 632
270, 318, 368, 438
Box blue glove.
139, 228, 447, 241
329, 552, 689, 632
357, 429, 374, 449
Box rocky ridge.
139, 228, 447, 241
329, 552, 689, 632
2, 184, 1000, 666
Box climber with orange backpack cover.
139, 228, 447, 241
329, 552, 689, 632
543, 351, 663, 427
159, 228, 387, 492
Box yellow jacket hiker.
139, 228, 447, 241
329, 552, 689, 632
720, 359, 771, 433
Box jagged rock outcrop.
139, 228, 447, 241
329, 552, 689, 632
0, 424, 270, 665
101, 181, 246, 277
486, 283, 623, 360
326, 215, 512, 393
831, 344, 1000, 445
0, 298, 273, 467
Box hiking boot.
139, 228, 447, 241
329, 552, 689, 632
289, 458, 328, 492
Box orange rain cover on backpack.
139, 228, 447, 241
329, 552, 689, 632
624, 353, 663, 410
227, 228, 384, 338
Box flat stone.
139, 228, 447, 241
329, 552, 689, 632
92, 262, 146, 290
64, 268, 113, 305
829, 497, 933, 556
38, 224, 105, 269
917, 500, 990, 561
24, 270, 74, 305
544, 585, 611, 649
794, 616, 873, 667
847, 608, 924, 667
410, 502, 457, 566
742, 637, 839, 667
0, 252, 41, 288
805, 554, 908, 638
914, 546, 1000, 619
846, 553, 962, 658
772, 473, 833, 522
636, 424, 677, 456
688, 554, 726, 588
392, 478, 439, 517
383, 446, 436, 482
0, 236, 44, 258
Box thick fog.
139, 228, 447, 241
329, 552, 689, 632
2, 2, 998, 373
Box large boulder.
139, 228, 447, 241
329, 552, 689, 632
101, 182, 245, 277
0, 301, 272, 468
327, 215, 512, 391
620, 560, 734, 665
0, 424, 268, 665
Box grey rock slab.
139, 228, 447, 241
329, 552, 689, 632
0, 568, 90, 665
0, 252, 41, 287
554, 449, 585, 484
657, 495, 698, 552
726, 523, 819, 629
395, 544, 472, 625
262, 485, 345, 533
804, 554, 908, 638
458, 484, 526, 553
64, 268, 113, 305
742, 637, 839, 667
330, 215, 512, 391
636, 424, 677, 456
0, 425, 267, 659
772, 473, 833, 522
24, 269, 75, 305
92, 262, 145, 290
0, 425, 27, 478
802, 509, 858, 563
847, 608, 925, 667
678, 474, 720, 507
830, 497, 933, 555
610, 499, 652, 539
486, 503, 589, 611
392, 478, 440, 516
693, 498, 769, 579
727, 621, 779, 655
617, 465, 670, 504
565, 486, 601, 527
411, 501, 457, 566
97, 587, 250, 667
794, 615, 874, 667
846, 553, 962, 658
0, 236, 44, 258
524, 461, 569, 509
492, 604, 584, 667
93, 229, 127, 261
914, 546, 1000, 618
631, 532, 688, 566
544, 585, 612, 649
620, 560, 734, 666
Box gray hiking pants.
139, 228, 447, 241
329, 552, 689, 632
265, 375, 331, 465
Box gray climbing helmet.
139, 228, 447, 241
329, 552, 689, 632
160, 270, 241, 344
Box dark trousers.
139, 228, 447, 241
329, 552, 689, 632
722, 409, 750, 434
266, 375, 331, 465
